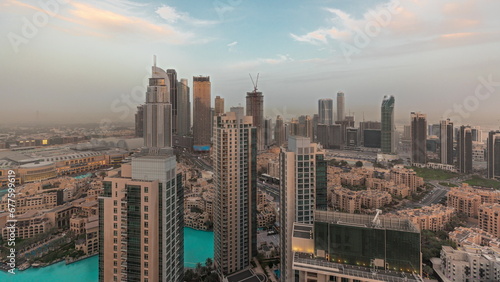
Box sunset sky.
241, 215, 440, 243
1, 0, 499, 128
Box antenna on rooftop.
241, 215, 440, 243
153, 55, 157, 68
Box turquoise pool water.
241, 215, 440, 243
184, 227, 214, 268
0, 228, 214, 281
73, 173, 93, 179
0, 256, 98, 282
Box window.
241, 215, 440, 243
144, 196, 148, 202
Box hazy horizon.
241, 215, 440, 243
1, 0, 499, 129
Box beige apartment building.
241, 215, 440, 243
212, 112, 257, 278
447, 184, 500, 218
397, 204, 455, 231
390, 167, 424, 192
479, 203, 500, 238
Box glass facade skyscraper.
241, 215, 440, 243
381, 95, 395, 154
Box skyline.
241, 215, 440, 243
1, 0, 500, 127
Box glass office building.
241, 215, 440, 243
313, 211, 421, 274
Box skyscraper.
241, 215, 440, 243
143, 63, 173, 148
193, 76, 211, 151
472, 126, 482, 142
458, 125, 473, 174
359, 121, 381, 146
264, 117, 273, 148
176, 78, 191, 136
381, 95, 395, 154
487, 131, 500, 179
337, 91, 345, 122
214, 95, 224, 116
229, 106, 245, 120
246, 89, 264, 151
411, 112, 427, 164
135, 105, 144, 138
213, 112, 257, 278
318, 98, 333, 125
279, 136, 326, 281
274, 115, 285, 147
440, 119, 454, 165
167, 69, 178, 135
100, 60, 184, 282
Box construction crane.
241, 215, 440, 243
249, 73, 259, 93
372, 209, 382, 228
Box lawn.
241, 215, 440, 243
464, 175, 500, 189
410, 167, 459, 181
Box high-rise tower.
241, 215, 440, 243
100, 59, 183, 282
176, 78, 191, 136
411, 112, 427, 164
193, 76, 211, 151
487, 131, 500, 179
279, 136, 327, 281
214, 96, 224, 116
336, 91, 345, 122
246, 89, 264, 151
143, 62, 173, 148
318, 99, 333, 125
274, 115, 285, 147
381, 95, 395, 154
167, 69, 178, 135
458, 125, 473, 174
440, 119, 454, 165
135, 105, 144, 138
213, 111, 257, 279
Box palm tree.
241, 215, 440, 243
205, 258, 213, 269
196, 262, 203, 274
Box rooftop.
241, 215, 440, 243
225, 269, 267, 282
294, 252, 423, 282
315, 210, 419, 232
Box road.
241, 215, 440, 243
418, 181, 450, 206
258, 182, 280, 202
179, 150, 213, 171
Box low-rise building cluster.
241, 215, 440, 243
396, 204, 455, 231
329, 186, 392, 213
447, 184, 500, 218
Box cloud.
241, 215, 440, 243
227, 41, 237, 51
156, 5, 219, 26
6, 0, 206, 45
290, 0, 500, 52
67, 2, 194, 44
229, 54, 294, 70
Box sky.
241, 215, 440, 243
1, 0, 500, 129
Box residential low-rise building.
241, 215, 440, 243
432, 245, 500, 282
1, 210, 52, 240
449, 227, 500, 248
447, 184, 500, 218
397, 204, 455, 231
478, 203, 500, 238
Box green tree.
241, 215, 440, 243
196, 262, 203, 275
355, 161, 363, 167
205, 257, 213, 268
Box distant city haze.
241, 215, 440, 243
1, 0, 499, 129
